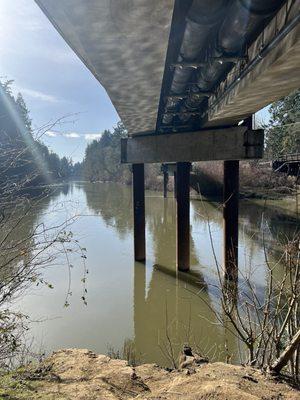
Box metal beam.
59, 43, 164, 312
121, 127, 263, 164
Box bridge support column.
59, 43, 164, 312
132, 164, 145, 262
223, 160, 239, 281
176, 162, 190, 272
162, 164, 169, 198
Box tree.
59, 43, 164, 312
72, 161, 83, 178
0, 79, 73, 186
83, 122, 130, 183
16, 93, 32, 133
265, 89, 300, 158
0, 80, 87, 366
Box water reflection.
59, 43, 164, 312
146, 196, 200, 271
132, 261, 232, 365
83, 182, 133, 239
0, 185, 71, 289
13, 182, 298, 367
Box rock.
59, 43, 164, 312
178, 345, 209, 370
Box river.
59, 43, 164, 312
13, 181, 299, 367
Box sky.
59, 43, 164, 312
0, 0, 119, 162
0, 1, 270, 163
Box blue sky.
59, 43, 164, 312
0, 1, 270, 163
0, 0, 119, 162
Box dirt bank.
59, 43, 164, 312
0, 349, 299, 399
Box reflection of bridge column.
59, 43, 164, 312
173, 171, 177, 198
132, 164, 145, 261
133, 262, 146, 346
163, 195, 168, 223
221, 285, 238, 363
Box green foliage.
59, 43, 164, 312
0, 368, 61, 399
265, 89, 300, 158
83, 122, 130, 183
72, 161, 83, 178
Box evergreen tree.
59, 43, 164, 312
83, 122, 129, 183
0, 79, 73, 188
16, 93, 32, 133
265, 89, 300, 158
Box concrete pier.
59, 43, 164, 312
132, 164, 146, 262
176, 162, 191, 272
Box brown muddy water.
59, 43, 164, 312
13, 182, 299, 367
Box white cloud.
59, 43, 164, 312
39, 128, 105, 142
45, 131, 80, 139
45, 130, 58, 137
64, 132, 80, 138
13, 84, 60, 103
16, 87, 60, 103
85, 133, 102, 141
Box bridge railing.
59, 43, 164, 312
276, 153, 300, 162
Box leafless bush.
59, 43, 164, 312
0, 123, 87, 369
202, 212, 300, 382
158, 304, 178, 369
239, 161, 296, 194
222, 237, 299, 367
107, 339, 141, 367
145, 164, 164, 191
184, 166, 298, 385
192, 161, 296, 197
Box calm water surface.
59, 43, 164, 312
15, 182, 298, 366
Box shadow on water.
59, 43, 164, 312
153, 264, 207, 289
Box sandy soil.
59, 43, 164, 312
0, 348, 299, 399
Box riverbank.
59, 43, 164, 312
0, 349, 298, 399
84, 173, 299, 202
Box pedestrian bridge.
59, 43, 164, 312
273, 153, 300, 176
35, 0, 300, 276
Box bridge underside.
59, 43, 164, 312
35, 0, 299, 136
35, 0, 300, 276
35, 0, 175, 136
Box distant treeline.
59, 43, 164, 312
80, 124, 163, 189
80, 122, 131, 184
79, 90, 299, 196
0, 80, 78, 190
